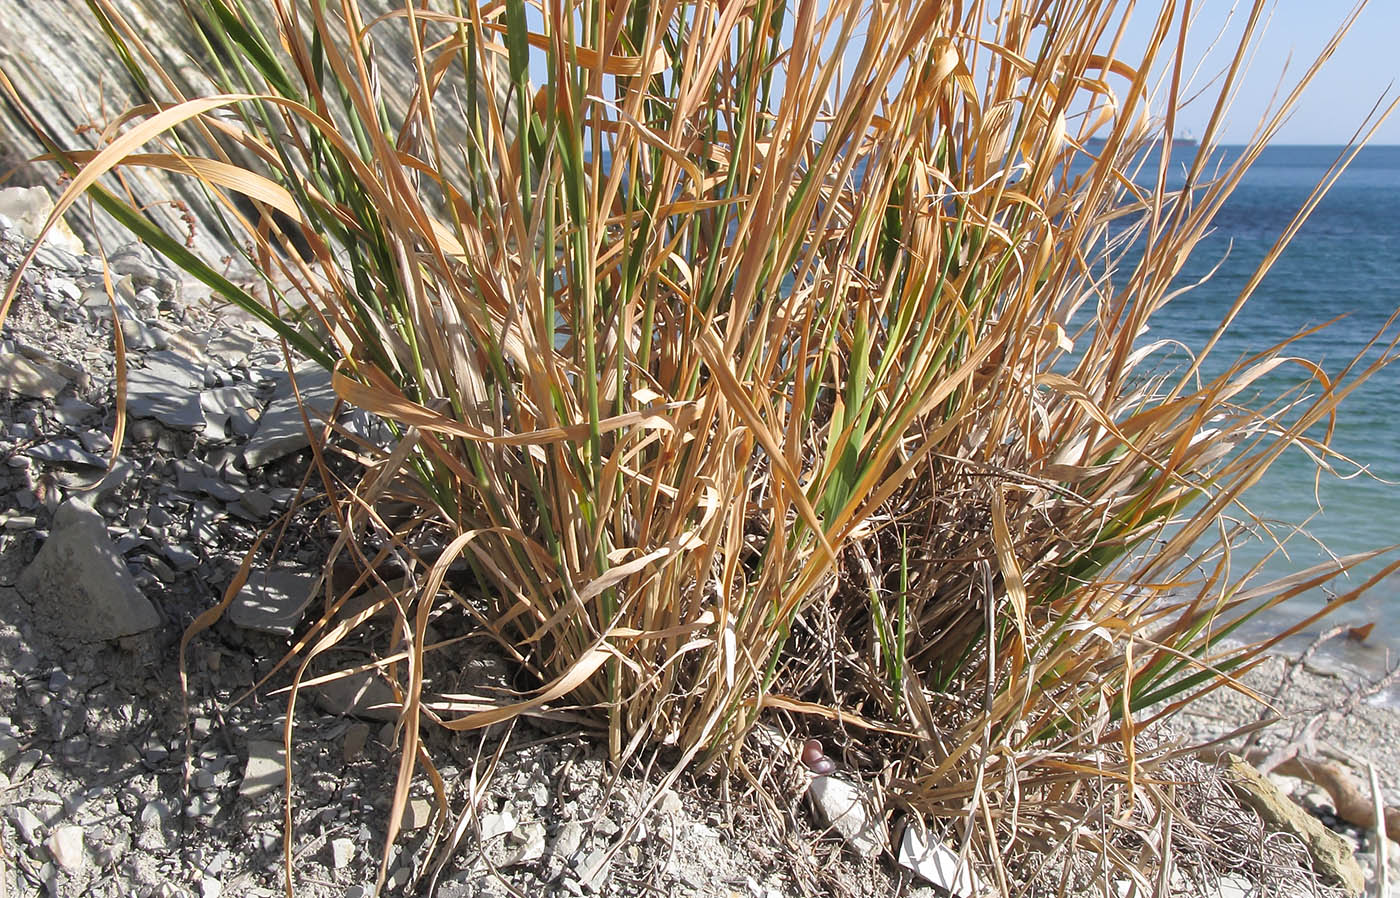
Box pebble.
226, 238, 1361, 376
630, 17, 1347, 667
342, 722, 370, 762
806, 774, 886, 859
656, 788, 683, 816
313, 670, 399, 721
240, 364, 338, 468
330, 836, 355, 869
126, 352, 206, 430
53, 397, 98, 425
8, 804, 44, 845
11, 748, 43, 783
46, 668, 70, 692
480, 808, 517, 841
402, 798, 433, 831
46, 824, 85, 871
552, 820, 585, 861
15, 498, 161, 642
508, 821, 548, 866
163, 543, 200, 571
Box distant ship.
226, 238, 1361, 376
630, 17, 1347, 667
1082, 129, 1199, 150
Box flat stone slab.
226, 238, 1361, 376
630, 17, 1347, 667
312, 670, 400, 721
16, 498, 160, 642
0, 354, 69, 400
228, 568, 316, 634
127, 351, 205, 430
26, 438, 106, 468
242, 389, 339, 468
239, 740, 287, 800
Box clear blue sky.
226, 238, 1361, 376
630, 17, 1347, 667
1127, 2, 1400, 145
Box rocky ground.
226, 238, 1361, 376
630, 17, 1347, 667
0, 193, 917, 898
0, 188, 1398, 898
1180, 650, 1400, 896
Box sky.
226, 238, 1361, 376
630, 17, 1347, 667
519, 2, 1400, 147
1123, 2, 1400, 145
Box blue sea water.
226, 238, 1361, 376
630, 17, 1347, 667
1137, 145, 1400, 676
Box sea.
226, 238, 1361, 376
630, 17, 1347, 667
1132, 144, 1400, 688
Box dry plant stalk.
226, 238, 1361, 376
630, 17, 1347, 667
2, 0, 1398, 892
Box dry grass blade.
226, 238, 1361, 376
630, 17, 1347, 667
3, 0, 1397, 892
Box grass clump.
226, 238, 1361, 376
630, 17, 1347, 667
4, 0, 1398, 892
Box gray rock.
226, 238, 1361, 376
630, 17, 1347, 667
162, 544, 200, 572
0, 186, 85, 254
228, 406, 260, 438
242, 364, 338, 468
120, 316, 171, 351
313, 670, 399, 722
45, 824, 84, 871
806, 774, 886, 859
26, 439, 106, 468
552, 820, 586, 862
0, 354, 69, 399
239, 741, 286, 800
577, 846, 613, 886
108, 243, 179, 303
76, 456, 133, 500
480, 808, 517, 841
54, 398, 98, 426
0, 728, 19, 764
507, 821, 548, 866
127, 352, 205, 430
196, 477, 244, 503
438, 878, 476, 898
46, 277, 80, 301
7, 805, 44, 846
228, 568, 316, 634
342, 722, 370, 762
206, 330, 260, 367
235, 490, 276, 519
9, 748, 42, 783
188, 500, 225, 546
15, 499, 160, 642
75, 429, 112, 455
